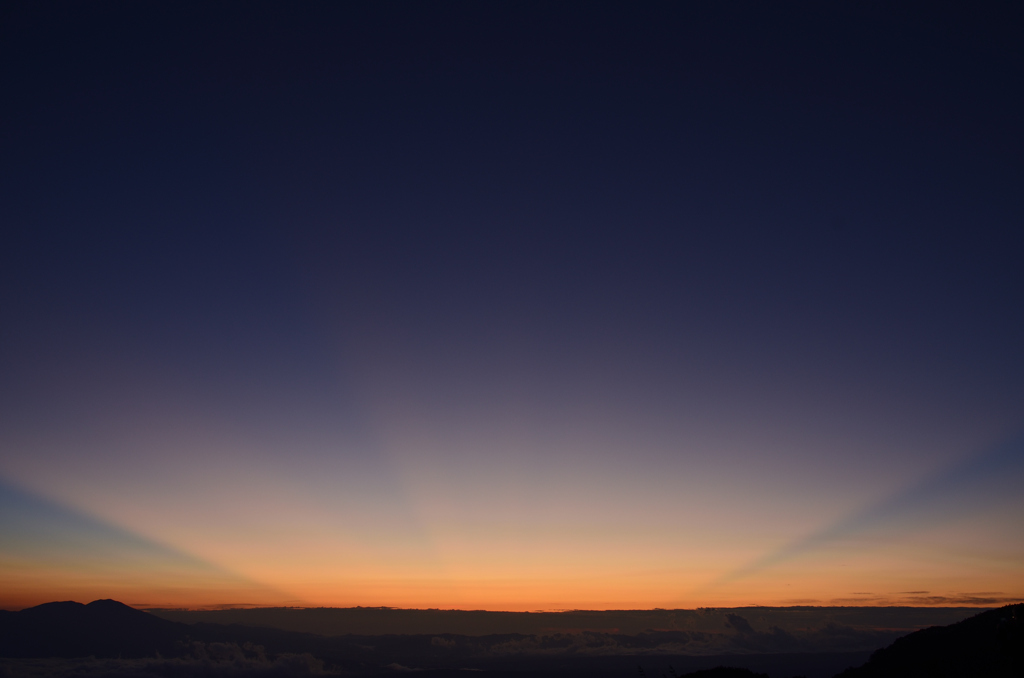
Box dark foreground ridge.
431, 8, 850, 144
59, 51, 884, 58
836, 603, 1023, 678
0, 601, 1019, 677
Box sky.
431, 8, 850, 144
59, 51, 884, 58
1, 2, 1023, 611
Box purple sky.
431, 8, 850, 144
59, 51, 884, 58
1, 2, 1022, 610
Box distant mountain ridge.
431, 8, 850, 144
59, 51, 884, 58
1, 600, 1020, 677
146, 605, 984, 637
0, 599, 185, 658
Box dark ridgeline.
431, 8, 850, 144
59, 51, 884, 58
0, 599, 183, 658
0, 600, 1021, 677
0, 598, 351, 661
145, 606, 979, 638
836, 603, 1023, 678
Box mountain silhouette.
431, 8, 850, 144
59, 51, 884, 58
0, 599, 189, 658
837, 603, 1023, 677
3, 600, 1021, 677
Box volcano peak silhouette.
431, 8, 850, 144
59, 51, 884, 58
0, 598, 185, 658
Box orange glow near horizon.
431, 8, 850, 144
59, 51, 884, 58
2, 432, 1024, 612
4, 484, 1022, 612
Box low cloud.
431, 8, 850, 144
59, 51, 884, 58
901, 595, 1024, 606
723, 615, 754, 635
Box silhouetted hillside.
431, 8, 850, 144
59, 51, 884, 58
0, 599, 186, 658
837, 603, 1023, 678
0, 600, 357, 665
9, 600, 1021, 677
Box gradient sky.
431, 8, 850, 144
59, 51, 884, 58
1, 2, 1023, 611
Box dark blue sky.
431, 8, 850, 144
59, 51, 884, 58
1, 2, 1022, 609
